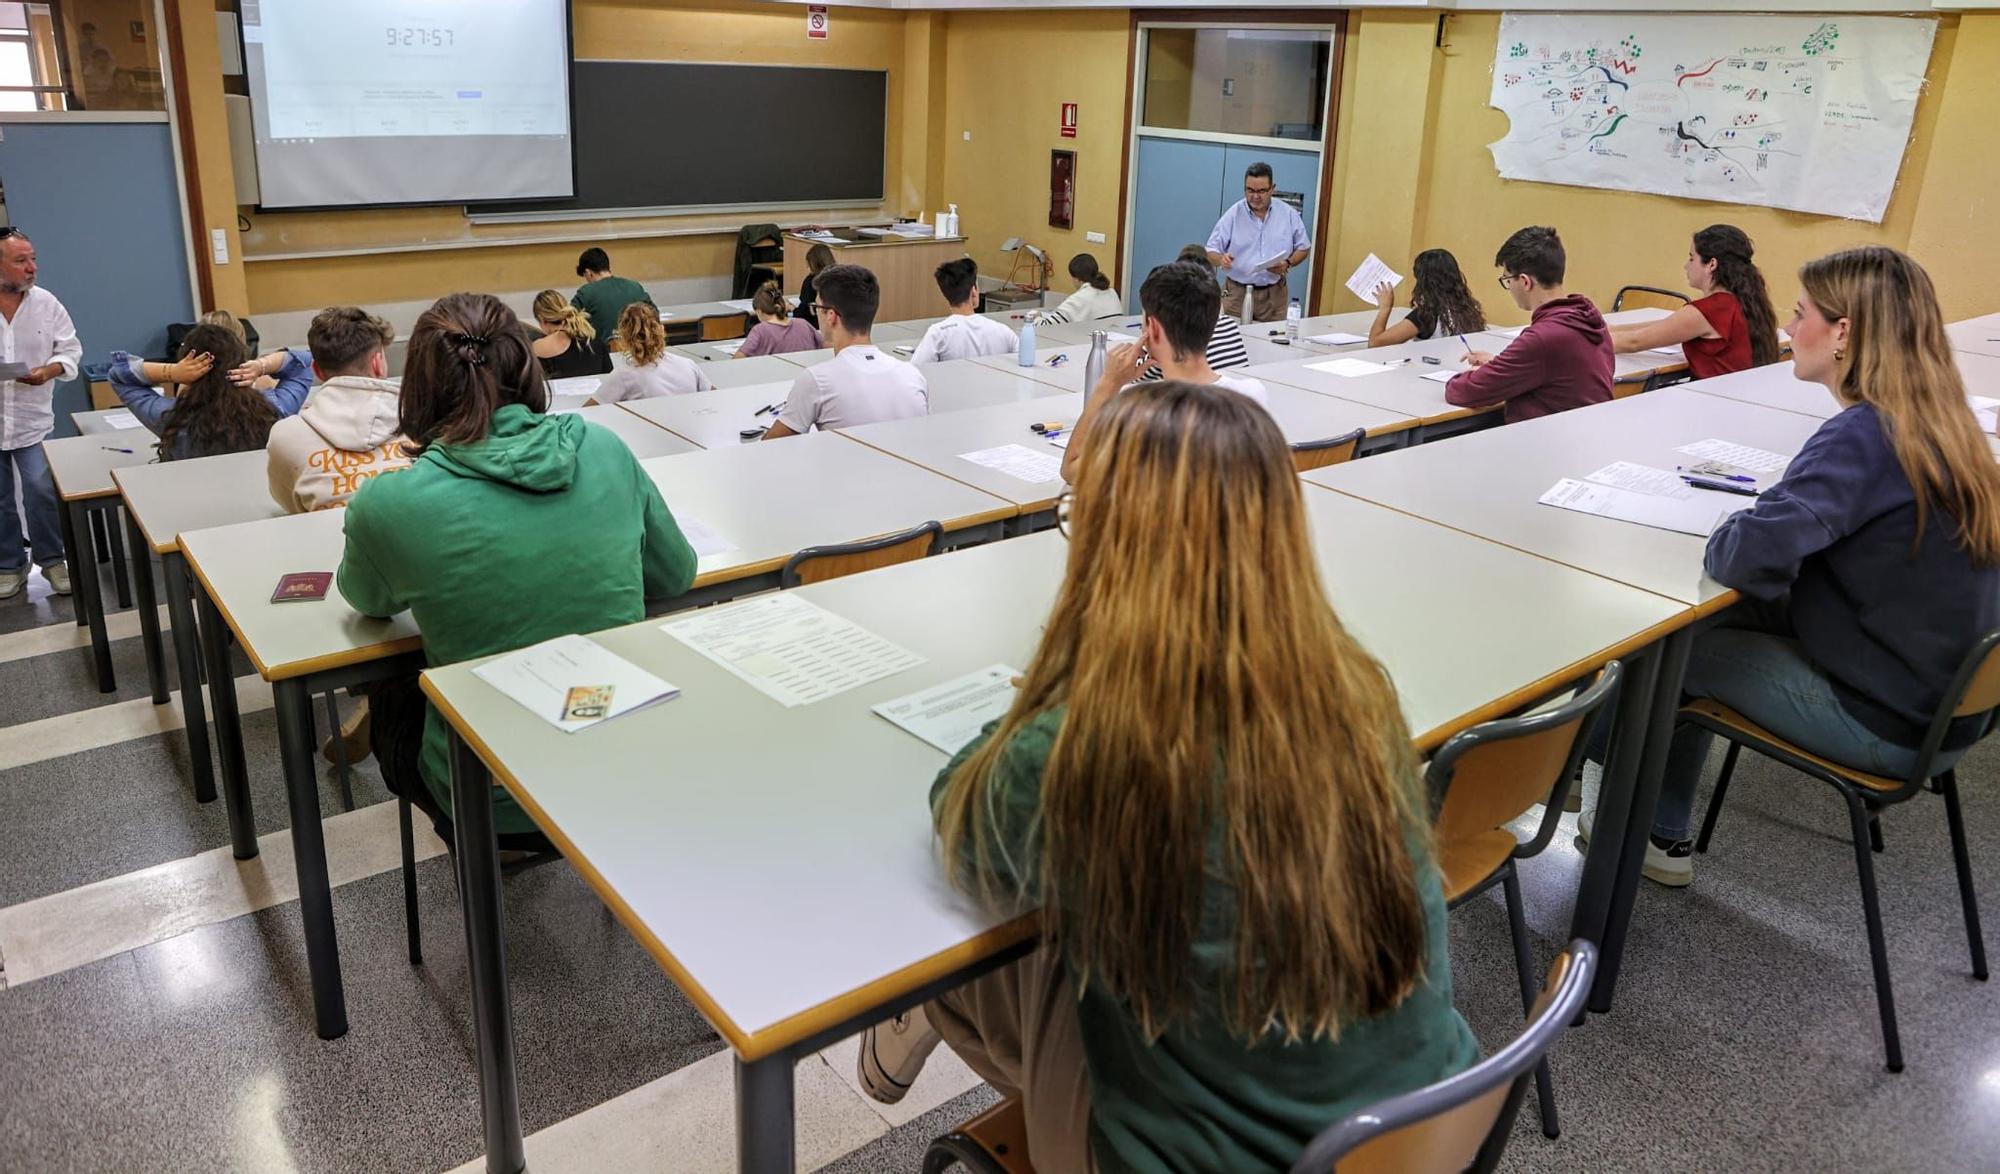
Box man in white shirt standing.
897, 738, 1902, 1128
909, 258, 1017, 364
0, 231, 81, 598
764, 264, 927, 438
1204, 161, 1310, 324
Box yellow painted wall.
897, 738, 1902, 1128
934, 9, 1131, 291
169, 0, 248, 313
1904, 14, 2000, 320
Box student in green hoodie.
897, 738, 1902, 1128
337, 292, 698, 838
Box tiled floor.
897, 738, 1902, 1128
2, 555, 1998, 1171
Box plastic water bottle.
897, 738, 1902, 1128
1084, 330, 1108, 392
1286, 298, 1302, 343
1019, 320, 1037, 367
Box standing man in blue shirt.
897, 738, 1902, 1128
1205, 162, 1310, 323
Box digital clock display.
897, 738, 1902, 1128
385, 27, 455, 49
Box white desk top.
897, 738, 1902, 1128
73, 408, 147, 437
837, 395, 1082, 510
1684, 355, 2000, 458
565, 404, 701, 460
677, 352, 806, 389
659, 301, 751, 324
771, 347, 835, 368
180, 508, 421, 681
116, 450, 286, 555
1947, 313, 2000, 360
618, 383, 798, 449
923, 358, 1078, 412
1245, 332, 1513, 423
420, 491, 1681, 1057
47, 433, 156, 501
1308, 388, 1827, 607
970, 343, 1097, 393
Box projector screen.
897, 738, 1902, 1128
240, 0, 574, 210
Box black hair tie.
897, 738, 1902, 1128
450, 332, 490, 366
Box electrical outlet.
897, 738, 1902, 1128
1086, 231, 1106, 244
963, 130, 971, 141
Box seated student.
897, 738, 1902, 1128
796, 243, 836, 332
571, 246, 656, 342
1061, 260, 1270, 484
910, 258, 1016, 363
859, 381, 1477, 1168
763, 264, 927, 439
530, 289, 613, 381
109, 324, 301, 460
266, 306, 411, 513
1447, 226, 1612, 423
337, 292, 697, 840
591, 301, 713, 402
1367, 248, 1488, 347
1138, 245, 1248, 379
1610, 224, 1782, 380
736, 281, 821, 357
1032, 253, 1124, 326
1582, 247, 2000, 886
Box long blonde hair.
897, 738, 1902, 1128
1803, 247, 2000, 564
934, 381, 1430, 1043
532, 289, 595, 343
618, 300, 667, 368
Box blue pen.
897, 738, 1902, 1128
1681, 475, 1759, 498
101, 445, 133, 454
1676, 465, 1755, 483
1458, 334, 1471, 354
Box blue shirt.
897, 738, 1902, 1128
1206, 197, 1310, 288
109, 347, 312, 460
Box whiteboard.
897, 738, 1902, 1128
1487, 14, 1936, 223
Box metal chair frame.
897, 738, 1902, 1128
1290, 427, 1370, 472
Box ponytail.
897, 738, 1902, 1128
1694, 225, 1780, 368
1069, 253, 1111, 291
751, 280, 790, 321
532, 289, 597, 344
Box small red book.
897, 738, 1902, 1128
271, 572, 333, 603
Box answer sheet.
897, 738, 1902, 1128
873, 664, 1022, 754
1306, 332, 1369, 346
661, 593, 925, 708
102, 410, 142, 430
1344, 254, 1404, 306
1674, 439, 1790, 475
675, 515, 737, 565
1306, 357, 1395, 378
958, 443, 1064, 483
1584, 461, 1694, 499
472, 633, 680, 733
1540, 478, 1748, 537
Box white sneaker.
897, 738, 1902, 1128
1576, 808, 1694, 888
857, 1007, 942, 1104
0, 569, 22, 599
41, 561, 70, 596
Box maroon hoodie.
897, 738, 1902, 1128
1445, 293, 1613, 424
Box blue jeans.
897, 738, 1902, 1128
0, 442, 65, 573
1654, 609, 1957, 840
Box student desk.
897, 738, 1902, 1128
72, 407, 147, 436
1686, 352, 2000, 418
564, 404, 701, 460
668, 344, 806, 380
1305, 388, 1828, 1011
1946, 313, 2000, 359
426, 491, 1683, 1173
782, 233, 968, 324
836, 395, 1082, 521
45, 434, 156, 695
614, 383, 797, 449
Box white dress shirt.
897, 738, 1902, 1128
0, 286, 82, 449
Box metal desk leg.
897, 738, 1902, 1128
66, 499, 114, 692
1568, 643, 1660, 954
198, 588, 258, 858
1592, 625, 1696, 1012
162, 552, 215, 803
737, 1052, 797, 1173
274, 679, 348, 1040
58, 497, 83, 628
451, 729, 525, 1173
123, 511, 168, 704
107, 509, 132, 610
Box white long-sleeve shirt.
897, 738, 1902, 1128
0, 287, 82, 449
1033, 284, 1125, 326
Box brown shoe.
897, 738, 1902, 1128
320, 699, 373, 764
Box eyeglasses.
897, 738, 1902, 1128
1497, 274, 1522, 289
1244, 185, 1273, 196
1055, 488, 1074, 538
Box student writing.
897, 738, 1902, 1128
910, 258, 1017, 364
736, 281, 821, 357
590, 302, 714, 403
1610, 224, 1782, 380
571, 246, 656, 343
763, 264, 927, 439
530, 289, 613, 381
1032, 253, 1124, 326
1447, 226, 1613, 423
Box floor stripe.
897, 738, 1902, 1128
0, 604, 167, 667
0, 673, 271, 773
0, 797, 447, 985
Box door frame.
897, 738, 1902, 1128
1117, 10, 1347, 315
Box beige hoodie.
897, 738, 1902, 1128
266, 375, 412, 513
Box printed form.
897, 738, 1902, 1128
661, 593, 925, 707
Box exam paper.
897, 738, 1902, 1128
1306, 358, 1394, 378
1419, 370, 1459, 384
1970, 395, 1999, 433
873, 664, 1023, 754
549, 376, 602, 399
1306, 332, 1369, 346
660, 593, 925, 708
959, 443, 1064, 483
1344, 254, 1404, 306
1646, 345, 1686, 356
1539, 478, 1746, 537
472, 633, 680, 733
1585, 461, 1694, 500
102, 410, 142, 430
676, 514, 737, 562
0, 361, 30, 381
718, 298, 754, 313
1674, 439, 1789, 475
710, 341, 744, 356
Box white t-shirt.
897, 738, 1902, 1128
592, 352, 713, 403
1209, 371, 1269, 409
776, 344, 929, 433
911, 313, 1018, 364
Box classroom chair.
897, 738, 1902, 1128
1610, 285, 1689, 313
780, 520, 943, 588
1681, 629, 2000, 1073
699, 312, 751, 342
923, 1098, 1033, 1174
1425, 662, 1620, 1139
1290, 428, 1369, 472
393, 777, 564, 966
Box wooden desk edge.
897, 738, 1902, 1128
181, 539, 425, 682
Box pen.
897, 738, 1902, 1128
1047, 353, 1069, 367
1458, 334, 1471, 354
754, 403, 777, 416
1681, 475, 1760, 497
1676, 465, 1755, 483
101, 445, 133, 454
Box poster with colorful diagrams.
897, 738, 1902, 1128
1487, 14, 1935, 223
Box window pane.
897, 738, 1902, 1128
68, 7, 165, 112
1142, 28, 1331, 142
0, 4, 24, 33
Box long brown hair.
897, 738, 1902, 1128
532, 289, 595, 343
1409, 248, 1486, 335
399, 293, 548, 454
618, 300, 667, 368
1802, 247, 2000, 565
156, 324, 276, 460
934, 381, 1431, 1042
1695, 225, 1780, 367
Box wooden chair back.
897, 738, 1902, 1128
1290, 428, 1368, 472
781, 521, 943, 588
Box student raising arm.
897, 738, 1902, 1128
109, 324, 287, 460
1368, 248, 1487, 347
1610, 224, 1782, 379
858, 382, 1476, 1169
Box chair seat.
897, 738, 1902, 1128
1437, 829, 1517, 903
1683, 699, 1904, 793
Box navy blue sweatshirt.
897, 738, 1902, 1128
1705, 402, 2000, 748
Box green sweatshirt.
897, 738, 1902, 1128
932, 710, 1478, 1173
338, 405, 697, 833
572, 275, 656, 342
